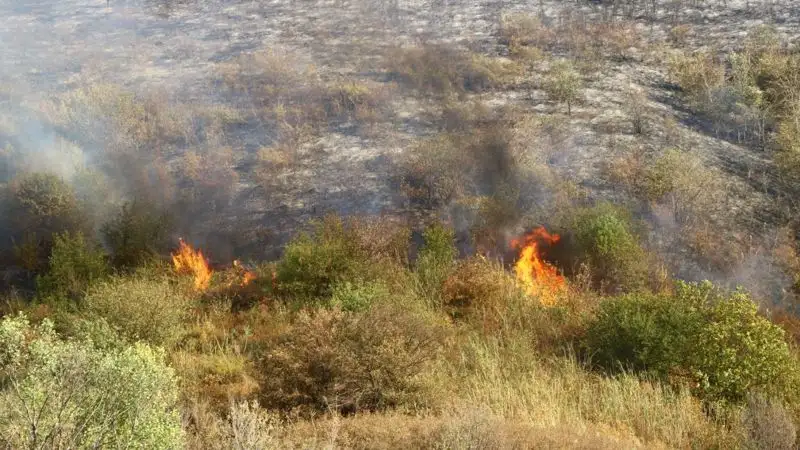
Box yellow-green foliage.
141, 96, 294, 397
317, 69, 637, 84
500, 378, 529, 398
569, 204, 648, 293
83, 274, 193, 347
276, 215, 409, 299
0, 314, 183, 449
543, 60, 583, 115
668, 50, 725, 99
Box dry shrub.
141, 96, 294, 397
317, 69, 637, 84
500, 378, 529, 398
221, 50, 387, 134
668, 50, 726, 101
180, 147, 239, 213
668, 24, 692, 46
400, 123, 519, 210
501, 13, 642, 70
626, 86, 648, 135
83, 274, 193, 347
605, 147, 728, 227
742, 394, 797, 450
400, 133, 471, 208
776, 108, 800, 181
323, 80, 390, 125
259, 304, 445, 415
222, 407, 654, 449
438, 99, 493, 132
252, 140, 300, 195
183, 400, 288, 450
44, 84, 191, 152
441, 257, 523, 324
172, 305, 262, 410
500, 14, 556, 50
386, 44, 518, 96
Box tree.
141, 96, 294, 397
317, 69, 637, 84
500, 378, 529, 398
2, 172, 88, 272
36, 231, 108, 301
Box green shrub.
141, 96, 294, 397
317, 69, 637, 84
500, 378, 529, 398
83, 275, 192, 347
101, 200, 173, 269
259, 304, 444, 414
415, 222, 457, 302
3, 172, 88, 271
330, 280, 389, 312
276, 216, 409, 300
687, 282, 794, 402
585, 281, 796, 402
36, 231, 108, 301
585, 292, 701, 376
570, 205, 647, 293
276, 217, 368, 299
0, 314, 183, 449
543, 60, 582, 115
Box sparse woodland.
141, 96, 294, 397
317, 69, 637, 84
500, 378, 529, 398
2, 0, 800, 448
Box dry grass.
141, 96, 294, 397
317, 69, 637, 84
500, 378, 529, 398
220, 50, 389, 136
432, 338, 743, 449
385, 44, 520, 96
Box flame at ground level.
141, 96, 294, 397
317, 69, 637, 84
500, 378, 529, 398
511, 227, 565, 305
172, 239, 213, 291
234, 260, 257, 287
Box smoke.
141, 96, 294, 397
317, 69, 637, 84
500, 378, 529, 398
0, 0, 797, 308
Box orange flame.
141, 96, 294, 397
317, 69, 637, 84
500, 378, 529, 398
510, 227, 565, 305
233, 260, 257, 287
172, 239, 212, 291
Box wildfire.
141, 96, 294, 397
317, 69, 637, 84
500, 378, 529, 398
510, 226, 565, 305
233, 260, 257, 287
172, 239, 213, 291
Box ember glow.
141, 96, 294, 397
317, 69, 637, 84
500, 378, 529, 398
510, 227, 565, 305
233, 260, 257, 287
172, 239, 213, 291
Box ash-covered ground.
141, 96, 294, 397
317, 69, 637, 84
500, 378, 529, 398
2, 0, 800, 297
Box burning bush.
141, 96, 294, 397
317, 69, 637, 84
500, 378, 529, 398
258, 304, 445, 415
510, 226, 566, 306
